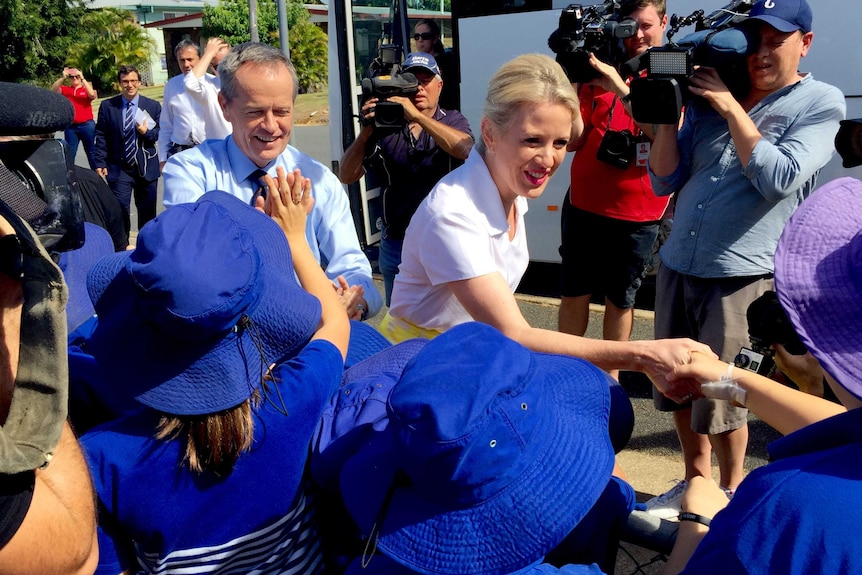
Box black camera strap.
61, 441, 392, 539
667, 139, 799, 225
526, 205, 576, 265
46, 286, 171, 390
606, 94, 643, 138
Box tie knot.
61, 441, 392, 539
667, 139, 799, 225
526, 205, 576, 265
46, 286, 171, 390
249, 169, 269, 206
249, 169, 269, 186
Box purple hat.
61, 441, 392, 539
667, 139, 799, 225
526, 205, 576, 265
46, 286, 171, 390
774, 177, 862, 400
86, 191, 321, 415
402, 52, 440, 76
340, 322, 615, 575
748, 0, 812, 34
58, 222, 114, 334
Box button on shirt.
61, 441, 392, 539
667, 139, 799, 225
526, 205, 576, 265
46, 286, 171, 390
157, 73, 206, 162
162, 137, 383, 318
650, 74, 845, 279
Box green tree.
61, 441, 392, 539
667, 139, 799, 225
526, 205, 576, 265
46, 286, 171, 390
67, 8, 156, 94
203, 0, 328, 93
0, 0, 87, 85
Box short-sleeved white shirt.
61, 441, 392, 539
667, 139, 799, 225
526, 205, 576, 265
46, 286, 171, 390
389, 148, 529, 332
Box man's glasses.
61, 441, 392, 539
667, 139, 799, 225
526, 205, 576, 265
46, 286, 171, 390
69, 75, 81, 79
413, 32, 434, 41
120, 79, 140, 86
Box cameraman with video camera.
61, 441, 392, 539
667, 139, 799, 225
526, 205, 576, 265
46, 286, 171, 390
338, 52, 473, 305
0, 82, 98, 574
558, 0, 671, 380
646, 0, 845, 519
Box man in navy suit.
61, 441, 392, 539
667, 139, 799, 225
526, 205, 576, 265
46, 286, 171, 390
95, 65, 161, 239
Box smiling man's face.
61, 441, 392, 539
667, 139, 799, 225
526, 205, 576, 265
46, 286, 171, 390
219, 61, 294, 167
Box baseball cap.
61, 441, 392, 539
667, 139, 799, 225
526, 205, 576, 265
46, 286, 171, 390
402, 52, 440, 76
748, 0, 813, 34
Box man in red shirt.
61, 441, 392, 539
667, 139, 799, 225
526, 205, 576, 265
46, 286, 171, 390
52, 67, 98, 169
559, 0, 669, 380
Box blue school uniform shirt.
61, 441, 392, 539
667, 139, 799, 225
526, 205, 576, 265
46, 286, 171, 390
681, 407, 862, 574
82, 340, 343, 575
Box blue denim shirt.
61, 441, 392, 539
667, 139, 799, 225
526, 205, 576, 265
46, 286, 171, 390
650, 74, 845, 278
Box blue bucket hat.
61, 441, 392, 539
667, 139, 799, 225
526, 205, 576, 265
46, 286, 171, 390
341, 322, 615, 575
313, 337, 428, 492
86, 191, 321, 415
345, 319, 394, 368
58, 222, 114, 334
748, 0, 812, 34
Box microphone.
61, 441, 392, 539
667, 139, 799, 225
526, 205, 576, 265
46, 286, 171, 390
0, 82, 75, 136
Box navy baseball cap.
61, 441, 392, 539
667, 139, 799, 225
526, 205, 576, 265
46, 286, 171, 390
402, 52, 440, 76
748, 0, 812, 34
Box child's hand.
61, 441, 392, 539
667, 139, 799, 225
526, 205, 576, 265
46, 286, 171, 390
263, 167, 313, 242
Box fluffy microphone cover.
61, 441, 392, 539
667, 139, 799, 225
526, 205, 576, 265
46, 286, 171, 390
0, 82, 75, 136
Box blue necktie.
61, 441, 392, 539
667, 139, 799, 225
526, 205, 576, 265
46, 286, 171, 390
249, 169, 268, 205
123, 102, 137, 166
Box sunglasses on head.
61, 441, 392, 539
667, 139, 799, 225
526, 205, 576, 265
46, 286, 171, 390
413, 32, 434, 41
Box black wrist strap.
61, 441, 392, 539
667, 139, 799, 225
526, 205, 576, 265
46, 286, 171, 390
679, 512, 711, 527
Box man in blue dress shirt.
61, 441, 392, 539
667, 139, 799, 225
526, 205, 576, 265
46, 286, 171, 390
163, 42, 381, 320
644, 0, 845, 518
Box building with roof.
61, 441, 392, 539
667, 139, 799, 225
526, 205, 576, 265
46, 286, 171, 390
87, 0, 329, 84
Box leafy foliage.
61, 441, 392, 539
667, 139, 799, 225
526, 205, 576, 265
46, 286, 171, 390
203, 0, 328, 93
0, 0, 87, 85
67, 8, 157, 95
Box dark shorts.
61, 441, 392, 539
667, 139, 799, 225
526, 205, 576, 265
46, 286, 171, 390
652, 265, 774, 434
560, 203, 659, 310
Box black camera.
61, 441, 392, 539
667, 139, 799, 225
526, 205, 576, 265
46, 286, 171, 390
835, 119, 862, 169
626, 0, 754, 125
548, 2, 638, 84
0, 139, 84, 254
597, 128, 637, 169
361, 44, 419, 132
734, 290, 807, 377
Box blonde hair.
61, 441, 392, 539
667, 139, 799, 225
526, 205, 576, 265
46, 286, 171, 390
477, 54, 579, 155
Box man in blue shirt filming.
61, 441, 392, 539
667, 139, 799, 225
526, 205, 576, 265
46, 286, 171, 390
644, 0, 845, 518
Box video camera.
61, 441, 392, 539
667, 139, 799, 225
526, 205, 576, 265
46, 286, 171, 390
548, 2, 639, 84
0, 82, 85, 254
734, 290, 807, 377
835, 119, 862, 169
361, 44, 419, 132
627, 0, 754, 125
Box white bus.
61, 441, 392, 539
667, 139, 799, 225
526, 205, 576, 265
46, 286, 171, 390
328, 0, 862, 266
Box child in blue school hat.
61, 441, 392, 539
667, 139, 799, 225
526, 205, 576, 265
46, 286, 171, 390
80, 188, 349, 575
314, 322, 635, 575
